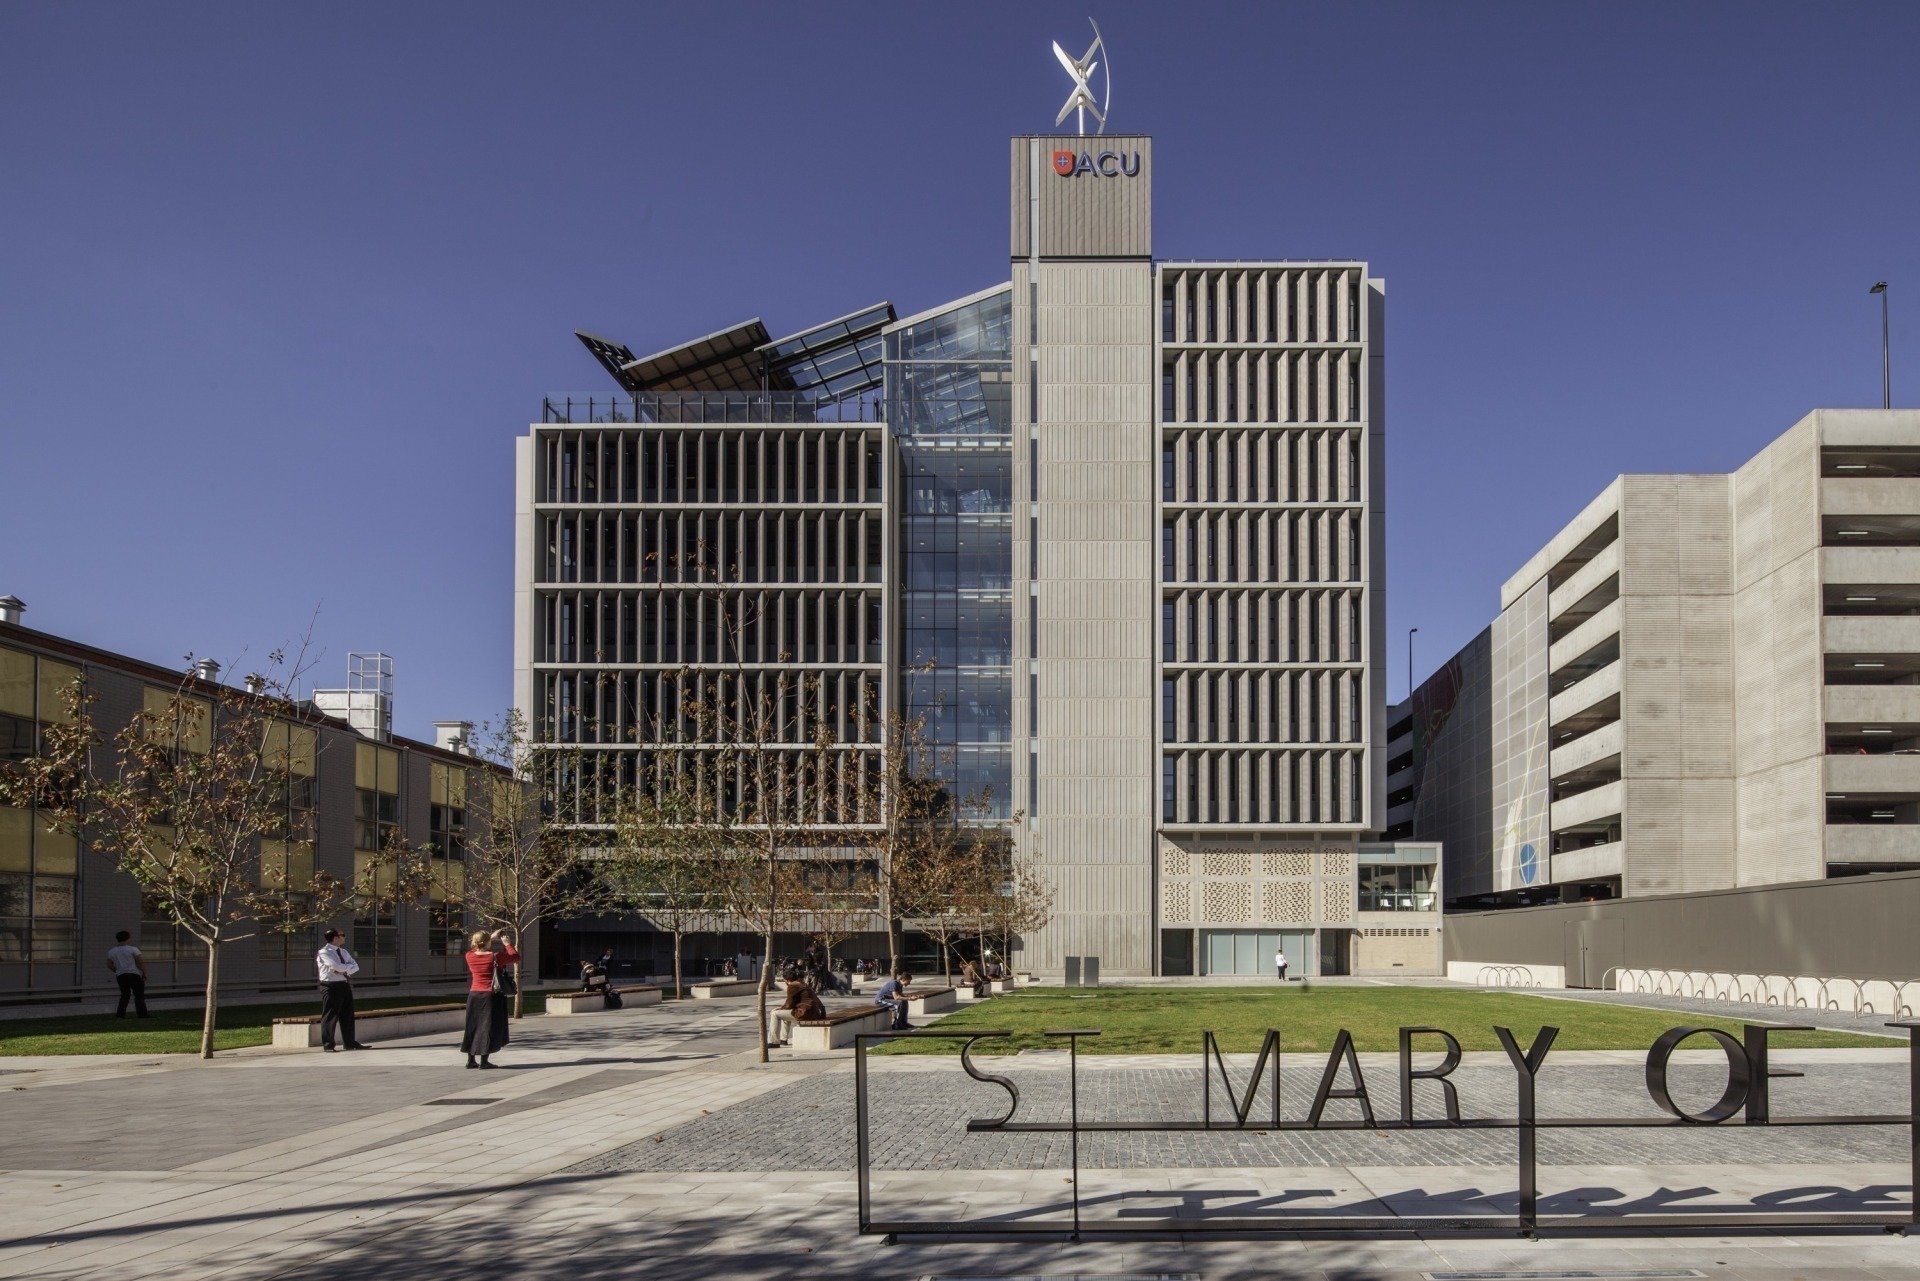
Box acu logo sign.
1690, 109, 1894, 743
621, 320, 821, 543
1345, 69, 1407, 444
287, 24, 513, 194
1053, 148, 1141, 178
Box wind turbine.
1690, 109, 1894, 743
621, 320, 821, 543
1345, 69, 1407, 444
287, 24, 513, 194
1052, 18, 1110, 136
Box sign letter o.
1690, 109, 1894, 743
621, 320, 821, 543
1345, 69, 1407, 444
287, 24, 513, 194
1644, 1026, 1750, 1123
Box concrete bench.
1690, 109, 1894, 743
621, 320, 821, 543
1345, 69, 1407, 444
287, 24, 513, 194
272, 1002, 465, 1050
789, 1004, 894, 1052
691, 978, 762, 999
985, 978, 1018, 994
546, 984, 662, 1015
904, 985, 957, 1016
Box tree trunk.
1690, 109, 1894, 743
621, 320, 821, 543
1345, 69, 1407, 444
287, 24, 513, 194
754, 838, 775, 1063
879, 859, 899, 974
672, 930, 684, 1001
756, 925, 774, 1063
198, 938, 220, 1060
511, 928, 525, 1019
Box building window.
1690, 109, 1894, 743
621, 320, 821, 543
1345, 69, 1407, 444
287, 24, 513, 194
0, 647, 82, 983
353, 742, 402, 969
1162, 756, 1177, 822
428, 763, 468, 958
258, 721, 319, 972
1360, 863, 1435, 912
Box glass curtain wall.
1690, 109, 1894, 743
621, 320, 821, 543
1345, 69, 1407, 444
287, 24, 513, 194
885, 289, 1014, 815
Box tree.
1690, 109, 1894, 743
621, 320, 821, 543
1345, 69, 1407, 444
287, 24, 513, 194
604, 746, 729, 1000
678, 660, 863, 1063
850, 694, 949, 974
447, 709, 606, 1018
978, 835, 1055, 973
894, 810, 987, 985
0, 653, 428, 1058
804, 859, 878, 977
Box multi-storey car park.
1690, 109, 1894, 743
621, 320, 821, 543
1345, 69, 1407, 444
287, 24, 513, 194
1395, 408, 1920, 922
516, 133, 1443, 980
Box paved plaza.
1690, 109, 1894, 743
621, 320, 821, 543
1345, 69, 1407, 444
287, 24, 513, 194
0, 988, 1915, 1280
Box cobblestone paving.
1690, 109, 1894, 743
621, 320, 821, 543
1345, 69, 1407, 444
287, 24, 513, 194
571, 1057, 1912, 1173
1533, 986, 1915, 1036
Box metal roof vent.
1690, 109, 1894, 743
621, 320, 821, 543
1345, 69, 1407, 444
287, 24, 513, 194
0, 596, 22, 626
244, 673, 267, 696
193, 658, 222, 684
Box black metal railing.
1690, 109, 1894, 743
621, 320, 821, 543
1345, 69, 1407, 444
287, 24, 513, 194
541, 391, 883, 425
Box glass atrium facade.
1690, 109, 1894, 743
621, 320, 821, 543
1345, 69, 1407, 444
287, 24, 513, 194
884, 289, 1014, 816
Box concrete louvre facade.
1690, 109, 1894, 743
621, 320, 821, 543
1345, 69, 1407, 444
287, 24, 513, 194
520, 133, 1425, 977
1401, 408, 1920, 908
0, 616, 507, 1005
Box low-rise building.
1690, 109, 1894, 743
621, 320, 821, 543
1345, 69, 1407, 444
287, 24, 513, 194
0, 602, 503, 1006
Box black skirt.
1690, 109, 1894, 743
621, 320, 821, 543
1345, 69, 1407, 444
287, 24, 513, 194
460, 991, 509, 1055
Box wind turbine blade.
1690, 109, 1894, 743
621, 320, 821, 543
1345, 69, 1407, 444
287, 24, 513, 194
1053, 42, 1080, 77
1055, 99, 1077, 127
1089, 17, 1110, 133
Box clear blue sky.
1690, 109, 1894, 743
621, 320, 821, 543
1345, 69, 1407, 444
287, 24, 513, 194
2, 2, 1915, 736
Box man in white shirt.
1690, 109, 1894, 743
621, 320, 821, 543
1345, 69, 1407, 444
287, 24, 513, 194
106, 931, 148, 1018
316, 929, 366, 1052
1275, 947, 1290, 983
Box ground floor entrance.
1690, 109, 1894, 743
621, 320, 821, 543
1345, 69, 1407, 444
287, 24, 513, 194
1199, 929, 1317, 978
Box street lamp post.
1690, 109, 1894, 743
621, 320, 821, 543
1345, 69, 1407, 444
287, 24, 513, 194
1871, 282, 1890, 409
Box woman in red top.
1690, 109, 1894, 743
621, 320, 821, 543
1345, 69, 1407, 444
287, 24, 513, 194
460, 929, 520, 1069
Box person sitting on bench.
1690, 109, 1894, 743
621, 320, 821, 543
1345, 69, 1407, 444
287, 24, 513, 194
960, 959, 987, 998
873, 971, 913, 1030
772, 977, 826, 1046
580, 958, 609, 993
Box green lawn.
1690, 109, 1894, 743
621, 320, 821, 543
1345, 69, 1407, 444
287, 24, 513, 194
0, 990, 551, 1056
879, 985, 1892, 1055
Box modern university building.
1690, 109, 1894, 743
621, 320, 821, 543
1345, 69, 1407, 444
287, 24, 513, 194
515, 132, 1444, 979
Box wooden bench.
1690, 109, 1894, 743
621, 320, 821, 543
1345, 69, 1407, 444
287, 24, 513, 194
904, 985, 957, 1016
546, 984, 663, 1015
271, 1002, 465, 1050
788, 1004, 894, 1052
691, 978, 763, 1000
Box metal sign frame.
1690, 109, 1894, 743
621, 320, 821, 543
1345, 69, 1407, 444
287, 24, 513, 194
853, 1022, 1920, 1241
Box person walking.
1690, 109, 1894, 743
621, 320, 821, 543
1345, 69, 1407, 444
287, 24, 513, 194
106, 930, 148, 1018
316, 929, 367, 1051
461, 929, 521, 1069
1275, 946, 1290, 983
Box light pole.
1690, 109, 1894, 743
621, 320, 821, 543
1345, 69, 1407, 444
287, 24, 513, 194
1871, 282, 1890, 409
1408, 627, 1418, 702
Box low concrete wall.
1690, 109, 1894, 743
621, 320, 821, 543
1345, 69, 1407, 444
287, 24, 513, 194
546, 986, 662, 1015
1445, 868, 1920, 987
790, 1007, 892, 1052
691, 980, 760, 1000
271, 1004, 465, 1049
905, 987, 956, 1016
1445, 961, 1566, 989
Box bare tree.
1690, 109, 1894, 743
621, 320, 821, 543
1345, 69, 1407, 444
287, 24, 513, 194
0, 651, 428, 1058
804, 859, 878, 980
849, 691, 952, 974
448, 709, 606, 1018
603, 744, 729, 999
978, 835, 1054, 974
894, 811, 987, 985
